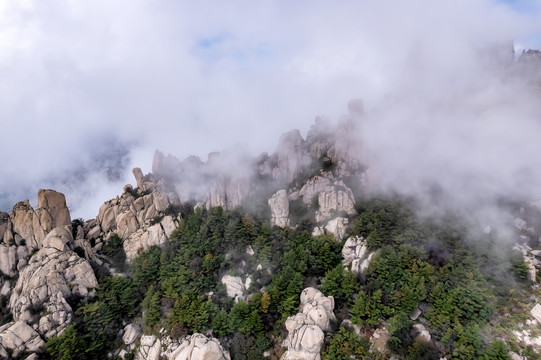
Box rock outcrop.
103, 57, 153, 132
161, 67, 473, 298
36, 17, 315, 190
342, 236, 374, 275
281, 314, 324, 360
312, 217, 349, 240
0, 321, 45, 358
315, 181, 356, 223
83, 169, 181, 262
298, 176, 332, 206
122, 323, 142, 353
281, 288, 335, 360
9, 226, 98, 338
270, 130, 307, 184
221, 275, 250, 302
136, 333, 230, 360
268, 190, 290, 228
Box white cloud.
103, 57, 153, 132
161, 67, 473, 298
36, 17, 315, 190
0, 0, 540, 218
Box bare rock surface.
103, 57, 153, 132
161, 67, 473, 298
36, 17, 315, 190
342, 236, 374, 275
531, 303, 541, 323
221, 275, 245, 302
413, 323, 431, 342
123, 323, 141, 346
9, 227, 97, 339
299, 287, 336, 331
281, 314, 324, 360
299, 176, 332, 205
281, 287, 335, 360
271, 129, 306, 183
316, 217, 348, 240
136, 333, 230, 360
35, 189, 71, 235
0, 321, 44, 358
315, 181, 356, 223
86, 169, 181, 262
269, 190, 290, 228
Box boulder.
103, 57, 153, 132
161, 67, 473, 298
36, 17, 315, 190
531, 304, 541, 323
281, 288, 335, 360
221, 275, 244, 302
35, 189, 71, 233
169, 334, 231, 360
0, 212, 9, 239
137, 335, 161, 360
123, 324, 141, 346
136, 334, 230, 360
342, 236, 367, 266
268, 190, 290, 228
0, 321, 44, 357
299, 288, 336, 331
281, 313, 324, 360
413, 323, 431, 342
322, 217, 348, 240
133, 168, 145, 190
42, 226, 72, 252
342, 236, 373, 275
116, 211, 139, 239
351, 253, 375, 275
10, 201, 38, 249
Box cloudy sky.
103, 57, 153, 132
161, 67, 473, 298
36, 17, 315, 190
1, 0, 540, 219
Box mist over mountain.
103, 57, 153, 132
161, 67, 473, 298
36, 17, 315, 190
3, 1, 541, 359
2, 0, 541, 220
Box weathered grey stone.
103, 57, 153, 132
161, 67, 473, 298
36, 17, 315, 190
413, 324, 431, 342
0, 245, 18, 277
160, 216, 177, 238
221, 275, 244, 302
136, 333, 230, 360
315, 182, 356, 223
342, 236, 366, 266
10, 200, 37, 249
123, 323, 141, 346
42, 226, 72, 252
133, 168, 145, 190
531, 303, 541, 323
0, 321, 45, 357
116, 211, 139, 239
123, 224, 168, 262
169, 334, 231, 360
271, 129, 305, 183
268, 190, 290, 228
35, 189, 71, 242
281, 288, 335, 360
9, 241, 98, 338
299, 176, 332, 205
299, 288, 336, 331
322, 217, 348, 240
281, 313, 324, 360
